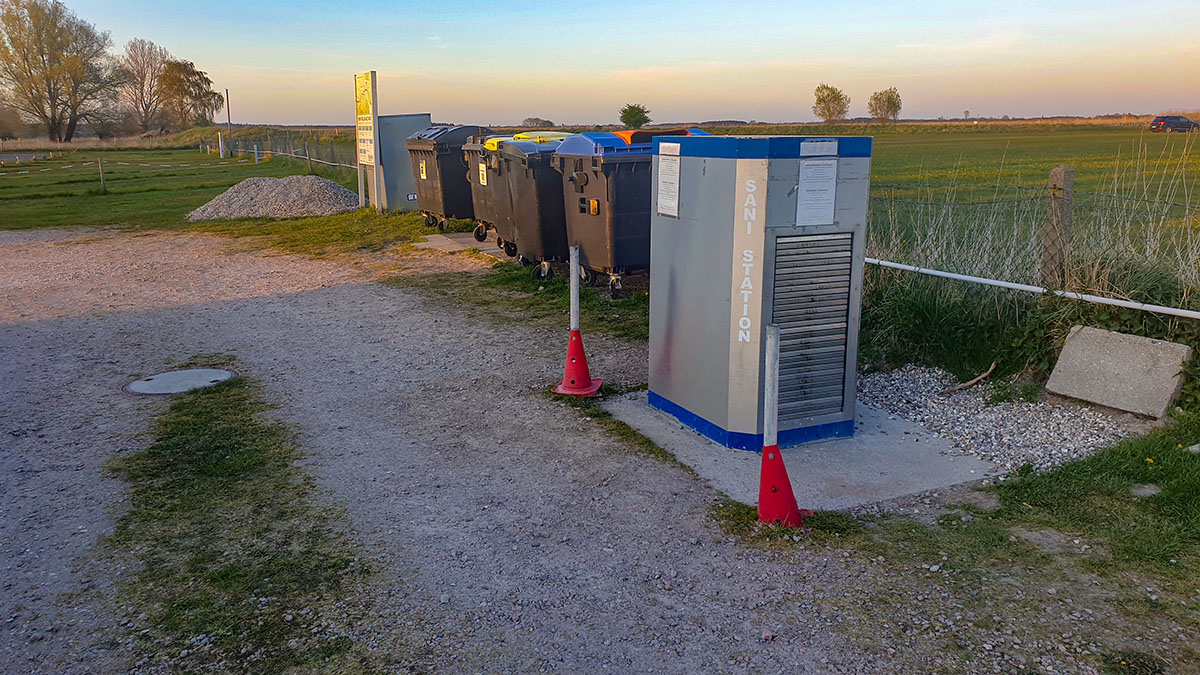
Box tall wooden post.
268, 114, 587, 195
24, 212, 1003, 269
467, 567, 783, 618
98, 158, 106, 193
1041, 165, 1074, 289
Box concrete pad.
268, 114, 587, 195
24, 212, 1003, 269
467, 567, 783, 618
1046, 326, 1192, 419
412, 233, 504, 260
601, 392, 1002, 509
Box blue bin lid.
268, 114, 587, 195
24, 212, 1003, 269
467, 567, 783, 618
501, 138, 565, 158
557, 129, 710, 158
652, 135, 872, 159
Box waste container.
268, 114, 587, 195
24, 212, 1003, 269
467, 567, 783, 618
464, 132, 571, 277
553, 129, 709, 293
406, 125, 492, 233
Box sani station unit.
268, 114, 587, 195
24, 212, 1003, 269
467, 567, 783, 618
648, 136, 872, 451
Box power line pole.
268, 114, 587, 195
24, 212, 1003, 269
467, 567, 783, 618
225, 88, 233, 145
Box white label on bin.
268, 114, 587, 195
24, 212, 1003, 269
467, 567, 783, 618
657, 155, 680, 217
419, 159, 426, 180
800, 139, 838, 157
659, 141, 680, 156
478, 162, 487, 187
796, 157, 838, 227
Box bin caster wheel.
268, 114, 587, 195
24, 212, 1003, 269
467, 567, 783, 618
437, 219, 448, 232
496, 237, 505, 250
608, 277, 622, 298
533, 261, 553, 281
503, 241, 518, 257
517, 255, 534, 267
472, 224, 488, 242
580, 267, 597, 286
423, 213, 437, 227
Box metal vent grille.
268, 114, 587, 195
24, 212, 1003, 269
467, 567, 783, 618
771, 233, 852, 422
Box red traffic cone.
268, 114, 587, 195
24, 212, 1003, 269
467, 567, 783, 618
552, 329, 603, 397
758, 445, 812, 527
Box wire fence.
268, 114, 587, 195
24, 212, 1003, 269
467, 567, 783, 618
865, 171, 1200, 317
201, 133, 357, 170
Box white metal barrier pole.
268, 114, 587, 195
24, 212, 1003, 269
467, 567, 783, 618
866, 257, 1200, 321
763, 324, 780, 449
254, 144, 259, 164
569, 244, 581, 332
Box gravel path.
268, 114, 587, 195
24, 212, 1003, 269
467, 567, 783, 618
858, 366, 1142, 471
1, 229, 869, 672
3, 229, 1178, 673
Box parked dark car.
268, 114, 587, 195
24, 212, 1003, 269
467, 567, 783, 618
1149, 115, 1200, 132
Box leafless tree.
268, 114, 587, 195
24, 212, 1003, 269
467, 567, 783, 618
0, 0, 122, 141
119, 38, 170, 132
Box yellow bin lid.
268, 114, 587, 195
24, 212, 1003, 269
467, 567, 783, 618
483, 131, 570, 151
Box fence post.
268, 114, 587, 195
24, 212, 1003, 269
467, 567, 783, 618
330, 140, 336, 165
254, 144, 259, 164
98, 158, 106, 193
218, 131, 225, 159
1041, 165, 1074, 289
305, 141, 313, 173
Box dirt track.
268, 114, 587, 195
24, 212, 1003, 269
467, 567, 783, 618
1, 230, 870, 673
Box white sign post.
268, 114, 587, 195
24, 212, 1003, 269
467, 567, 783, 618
355, 71, 383, 212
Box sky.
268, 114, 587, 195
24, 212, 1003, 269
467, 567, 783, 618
69, 0, 1200, 126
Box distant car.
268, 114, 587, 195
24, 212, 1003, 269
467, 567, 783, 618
1149, 115, 1200, 132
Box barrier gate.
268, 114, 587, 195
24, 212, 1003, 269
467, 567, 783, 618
647, 135, 873, 451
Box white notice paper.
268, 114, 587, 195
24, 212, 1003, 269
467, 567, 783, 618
796, 158, 838, 226
657, 155, 680, 217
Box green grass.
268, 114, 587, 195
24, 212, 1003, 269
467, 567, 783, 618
104, 361, 380, 671
385, 260, 652, 341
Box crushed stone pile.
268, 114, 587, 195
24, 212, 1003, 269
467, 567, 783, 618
858, 365, 1134, 471
187, 175, 359, 221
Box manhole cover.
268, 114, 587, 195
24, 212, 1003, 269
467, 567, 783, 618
125, 368, 236, 395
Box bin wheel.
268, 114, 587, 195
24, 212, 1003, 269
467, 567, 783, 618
517, 255, 534, 267
533, 261, 553, 281
472, 224, 488, 242
437, 219, 449, 232
503, 241, 518, 257
580, 266, 597, 286
608, 277, 622, 298
496, 237, 505, 250
423, 213, 437, 228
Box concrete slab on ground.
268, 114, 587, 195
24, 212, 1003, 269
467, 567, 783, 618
412, 232, 504, 260
1046, 325, 1193, 419
601, 391, 1002, 509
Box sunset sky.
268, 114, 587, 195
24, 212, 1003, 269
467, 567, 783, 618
70, 0, 1200, 126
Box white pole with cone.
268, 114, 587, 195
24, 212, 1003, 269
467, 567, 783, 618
552, 245, 603, 397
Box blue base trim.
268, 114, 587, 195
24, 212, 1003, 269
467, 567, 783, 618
647, 392, 854, 452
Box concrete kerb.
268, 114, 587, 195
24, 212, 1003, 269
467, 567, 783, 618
601, 391, 1002, 510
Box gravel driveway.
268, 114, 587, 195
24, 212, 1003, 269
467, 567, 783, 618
1, 229, 874, 672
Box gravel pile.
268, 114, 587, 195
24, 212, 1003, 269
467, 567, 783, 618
859, 365, 1133, 471
186, 175, 358, 221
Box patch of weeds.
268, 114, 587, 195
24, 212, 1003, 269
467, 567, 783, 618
544, 383, 693, 473
384, 261, 650, 341
104, 367, 380, 671
186, 208, 428, 256
1105, 649, 1169, 675
992, 411, 1200, 578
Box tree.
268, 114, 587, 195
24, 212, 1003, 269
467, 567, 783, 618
0, 101, 23, 137
619, 103, 650, 129
963, 110, 970, 120
811, 83, 849, 124
0, 0, 122, 141
118, 38, 170, 132
521, 116, 554, 128
866, 87, 902, 123
160, 59, 222, 130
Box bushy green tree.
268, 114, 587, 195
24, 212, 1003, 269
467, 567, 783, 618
619, 103, 651, 129
811, 83, 850, 124
867, 87, 902, 123
160, 59, 222, 129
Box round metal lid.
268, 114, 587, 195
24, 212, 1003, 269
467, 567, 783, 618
125, 368, 236, 395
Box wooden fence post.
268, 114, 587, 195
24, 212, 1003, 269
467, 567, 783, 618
98, 158, 106, 193
1041, 165, 1074, 289
305, 141, 313, 173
